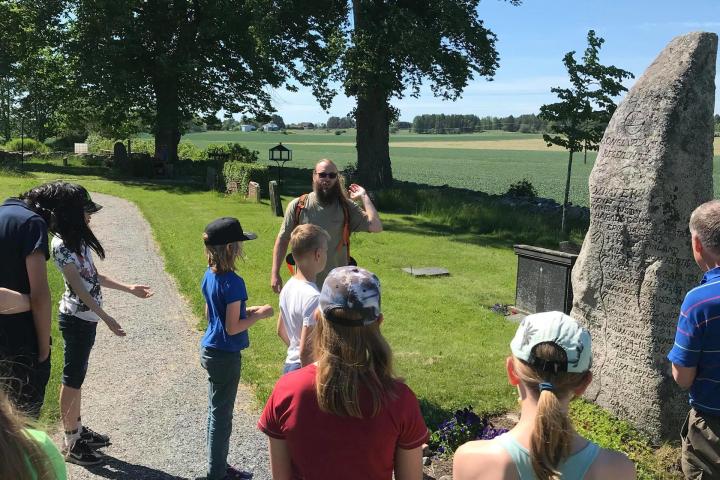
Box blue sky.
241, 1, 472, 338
264, 0, 720, 124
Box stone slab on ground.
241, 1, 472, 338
402, 267, 450, 277
56, 192, 270, 480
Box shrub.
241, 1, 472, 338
506, 179, 538, 199
334, 130, 344, 136
342, 161, 358, 184
203, 143, 259, 163
177, 141, 202, 161
85, 133, 115, 153
222, 161, 270, 196
3, 137, 49, 153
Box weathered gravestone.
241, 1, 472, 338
571, 32, 717, 442
247, 181, 261, 202
113, 141, 128, 170
269, 181, 283, 217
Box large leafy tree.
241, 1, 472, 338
342, 0, 517, 188
540, 30, 633, 236
0, 1, 65, 141
65, 0, 346, 161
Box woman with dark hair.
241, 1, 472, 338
0, 180, 83, 417
48, 184, 153, 465
258, 266, 428, 480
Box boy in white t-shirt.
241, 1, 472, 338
277, 224, 329, 373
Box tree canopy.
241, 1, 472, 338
64, 0, 346, 159
340, 0, 518, 187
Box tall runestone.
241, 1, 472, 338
571, 32, 717, 442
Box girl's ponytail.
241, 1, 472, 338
530, 385, 573, 480
513, 342, 590, 480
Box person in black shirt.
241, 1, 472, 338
0, 181, 81, 417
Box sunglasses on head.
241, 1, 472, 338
315, 172, 338, 179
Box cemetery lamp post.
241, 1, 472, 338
269, 143, 292, 186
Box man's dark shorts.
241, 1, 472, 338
59, 313, 98, 389
682, 407, 720, 479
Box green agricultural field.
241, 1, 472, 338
178, 130, 720, 207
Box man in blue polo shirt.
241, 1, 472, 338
668, 199, 720, 479
0, 183, 56, 417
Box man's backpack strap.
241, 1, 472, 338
293, 193, 308, 226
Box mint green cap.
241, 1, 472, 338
510, 311, 592, 374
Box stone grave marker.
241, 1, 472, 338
206, 167, 217, 190
247, 181, 261, 202
571, 32, 717, 442
113, 141, 128, 170
269, 181, 283, 216
514, 245, 577, 315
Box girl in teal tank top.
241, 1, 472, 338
453, 312, 636, 480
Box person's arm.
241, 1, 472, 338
268, 438, 292, 480
98, 274, 153, 298
225, 302, 274, 336
394, 446, 423, 480
26, 251, 51, 360
299, 324, 315, 366
0, 288, 30, 314
277, 312, 290, 346
271, 235, 290, 294
672, 364, 697, 389
61, 264, 125, 336
349, 184, 382, 233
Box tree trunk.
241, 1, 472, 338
355, 90, 393, 189
561, 149, 574, 237
153, 79, 180, 162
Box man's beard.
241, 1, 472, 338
314, 180, 342, 205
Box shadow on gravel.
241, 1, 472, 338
82, 454, 189, 479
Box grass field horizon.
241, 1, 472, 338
174, 129, 720, 207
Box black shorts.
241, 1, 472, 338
59, 313, 98, 389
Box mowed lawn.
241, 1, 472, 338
0, 172, 519, 427
1, 169, 680, 478
179, 130, 720, 207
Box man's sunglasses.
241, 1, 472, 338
315, 172, 338, 179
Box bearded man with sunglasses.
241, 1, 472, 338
271, 159, 382, 293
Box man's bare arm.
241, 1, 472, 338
271, 235, 290, 294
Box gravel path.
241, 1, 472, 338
57, 192, 270, 480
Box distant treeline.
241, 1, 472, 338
410, 114, 548, 134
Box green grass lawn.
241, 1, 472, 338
0, 165, 680, 478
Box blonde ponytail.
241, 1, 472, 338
530, 388, 573, 480
513, 343, 590, 480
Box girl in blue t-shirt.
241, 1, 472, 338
200, 217, 273, 480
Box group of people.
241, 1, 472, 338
0, 158, 717, 479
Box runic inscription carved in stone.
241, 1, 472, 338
571, 32, 717, 442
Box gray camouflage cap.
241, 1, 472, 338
319, 266, 381, 327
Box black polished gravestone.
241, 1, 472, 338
513, 245, 578, 315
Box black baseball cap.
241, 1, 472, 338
204, 217, 257, 245
78, 185, 102, 213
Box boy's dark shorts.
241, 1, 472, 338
59, 313, 98, 389
682, 407, 720, 479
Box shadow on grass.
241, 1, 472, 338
419, 397, 456, 431
381, 217, 518, 250
79, 454, 189, 479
